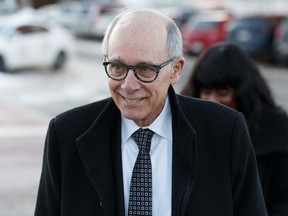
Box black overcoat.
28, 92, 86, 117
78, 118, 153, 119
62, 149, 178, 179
34, 86, 268, 216
251, 106, 288, 215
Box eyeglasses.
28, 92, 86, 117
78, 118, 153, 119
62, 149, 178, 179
103, 57, 174, 83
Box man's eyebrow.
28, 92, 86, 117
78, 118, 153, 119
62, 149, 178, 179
106, 59, 154, 65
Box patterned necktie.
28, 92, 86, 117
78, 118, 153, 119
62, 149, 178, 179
128, 128, 154, 216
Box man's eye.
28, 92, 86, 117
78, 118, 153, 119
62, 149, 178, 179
111, 63, 124, 70
138, 64, 151, 72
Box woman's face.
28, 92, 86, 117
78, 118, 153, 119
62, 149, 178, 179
199, 87, 237, 109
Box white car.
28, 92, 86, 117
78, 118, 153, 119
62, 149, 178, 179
0, 11, 75, 72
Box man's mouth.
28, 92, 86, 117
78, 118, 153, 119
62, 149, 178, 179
122, 96, 145, 103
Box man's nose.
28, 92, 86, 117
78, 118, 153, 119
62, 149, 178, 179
121, 69, 140, 93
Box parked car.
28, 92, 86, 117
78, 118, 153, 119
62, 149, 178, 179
70, 2, 124, 38
174, 7, 197, 28
36, 2, 124, 38
181, 10, 233, 55
272, 17, 288, 65
88, 10, 119, 39
0, 12, 74, 72
226, 14, 284, 62
157, 6, 196, 28
35, 4, 72, 29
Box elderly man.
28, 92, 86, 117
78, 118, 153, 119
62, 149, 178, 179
34, 7, 268, 216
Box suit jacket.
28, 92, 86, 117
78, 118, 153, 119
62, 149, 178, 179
34, 86, 268, 216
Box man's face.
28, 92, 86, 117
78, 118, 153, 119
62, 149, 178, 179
106, 14, 183, 127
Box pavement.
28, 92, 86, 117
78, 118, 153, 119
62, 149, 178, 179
0, 105, 50, 216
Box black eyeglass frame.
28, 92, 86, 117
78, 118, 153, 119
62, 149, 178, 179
103, 57, 175, 83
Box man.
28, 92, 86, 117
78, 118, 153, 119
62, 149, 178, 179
34, 8, 268, 216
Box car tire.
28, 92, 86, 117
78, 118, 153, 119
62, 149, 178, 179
0, 56, 7, 72
52, 51, 66, 71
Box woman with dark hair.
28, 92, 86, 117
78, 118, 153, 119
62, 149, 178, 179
181, 42, 288, 215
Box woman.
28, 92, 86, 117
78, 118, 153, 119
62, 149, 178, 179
181, 42, 288, 215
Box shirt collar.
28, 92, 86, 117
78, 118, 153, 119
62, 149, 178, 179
121, 96, 172, 143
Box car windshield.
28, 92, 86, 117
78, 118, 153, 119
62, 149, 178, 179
187, 19, 219, 29
237, 16, 283, 28
238, 18, 268, 27
194, 21, 218, 29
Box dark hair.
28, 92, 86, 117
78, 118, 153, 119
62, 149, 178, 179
181, 42, 281, 133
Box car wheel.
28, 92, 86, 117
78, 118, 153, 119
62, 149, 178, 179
52, 52, 66, 70
0, 56, 7, 72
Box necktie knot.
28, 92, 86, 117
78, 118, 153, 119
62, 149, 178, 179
132, 128, 154, 152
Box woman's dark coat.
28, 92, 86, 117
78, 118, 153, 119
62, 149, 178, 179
34, 87, 268, 216
251, 106, 288, 216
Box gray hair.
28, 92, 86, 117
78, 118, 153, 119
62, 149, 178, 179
102, 7, 183, 59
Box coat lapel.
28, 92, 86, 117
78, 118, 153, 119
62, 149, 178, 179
76, 99, 124, 216
169, 87, 198, 216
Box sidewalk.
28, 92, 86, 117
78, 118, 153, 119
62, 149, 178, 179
0, 106, 50, 216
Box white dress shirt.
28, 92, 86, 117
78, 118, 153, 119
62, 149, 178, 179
121, 96, 172, 216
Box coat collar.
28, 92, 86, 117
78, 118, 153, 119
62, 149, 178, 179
77, 86, 197, 216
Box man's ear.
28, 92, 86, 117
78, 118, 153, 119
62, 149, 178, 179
170, 57, 185, 84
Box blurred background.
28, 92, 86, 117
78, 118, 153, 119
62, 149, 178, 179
0, 0, 288, 215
